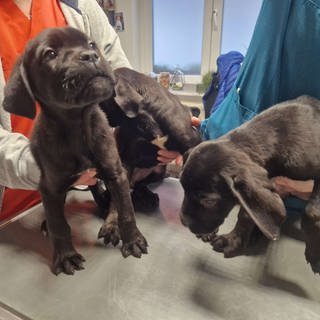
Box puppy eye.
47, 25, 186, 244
89, 41, 97, 50
199, 198, 217, 207
199, 194, 221, 207
44, 49, 57, 59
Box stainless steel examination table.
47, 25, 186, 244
0, 178, 320, 320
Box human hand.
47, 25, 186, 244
73, 168, 97, 186
157, 149, 183, 166
272, 176, 313, 201
191, 116, 201, 126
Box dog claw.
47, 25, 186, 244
211, 233, 245, 258
103, 233, 120, 247
121, 244, 141, 258
121, 236, 148, 258
98, 223, 121, 247
196, 231, 217, 243
52, 251, 85, 275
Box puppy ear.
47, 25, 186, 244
114, 76, 143, 118
222, 170, 286, 240
3, 57, 36, 119
99, 99, 127, 127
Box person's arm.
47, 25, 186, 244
0, 126, 40, 189
0, 126, 97, 189
64, 0, 131, 70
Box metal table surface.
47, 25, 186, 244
0, 178, 319, 320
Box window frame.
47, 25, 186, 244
135, 0, 224, 84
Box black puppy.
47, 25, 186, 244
97, 68, 201, 213
3, 27, 147, 275
180, 95, 320, 274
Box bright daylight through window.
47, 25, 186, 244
152, 0, 204, 75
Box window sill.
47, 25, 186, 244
169, 84, 202, 102
169, 86, 205, 119
169, 88, 202, 96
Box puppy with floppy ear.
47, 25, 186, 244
180, 96, 320, 273
3, 27, 147, 275
180, 141, 285, 239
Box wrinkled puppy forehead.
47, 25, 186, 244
25, 27, 92, 57
181, 143, 223, 188
183, 141, 230, 176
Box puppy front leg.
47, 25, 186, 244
87, 108, 147, 257
103, 168, 148, 258
211, 208, 256, 257
301, 179, 320, 274
41, 190, 85, 275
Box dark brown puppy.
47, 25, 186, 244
3, 27, 147, 275
180, 95, 320, 274
91, 68, 202, 245
98, 68, 201, 212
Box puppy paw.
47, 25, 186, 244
196, 232, 217, 243
121, 228, 148, 258
305, 246, 320, 274
211, 233, 244, 258
98, 221, 121, 247
309, 261, 320, 274
52, 250, 85, 275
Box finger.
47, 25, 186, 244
85, 169, 97, 176
84, 177, 98, 186
175, 155, 183, 166
157, 156, 173, 164
191, 116, 201, 126
73, 175, 97, 186
157, 149, 180, 158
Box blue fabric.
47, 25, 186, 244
61, 0, 81, 13
210, 51, 243, 114
201, 0, 320, 214
201, 0, 320, 140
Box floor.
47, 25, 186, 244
0, 178, 319, 320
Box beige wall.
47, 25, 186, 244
113, 0, 152, 72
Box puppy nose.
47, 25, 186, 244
79, 51, 99, 63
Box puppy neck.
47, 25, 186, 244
39, 103, 90, 126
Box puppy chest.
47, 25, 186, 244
35, 130, 93, 171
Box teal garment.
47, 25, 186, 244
201, 0, 320, 140
200, 0, 320, 214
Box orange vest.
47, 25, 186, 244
0, 0, 67, 220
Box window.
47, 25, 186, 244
220, 0, 262, 55
127, 0, 261, 84
151, 0, 223, 83
152, 0, 205, 75
133, 0, 223, 83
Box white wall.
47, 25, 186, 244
113, 0, 152, 72
113, 0, 137, 67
